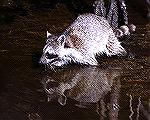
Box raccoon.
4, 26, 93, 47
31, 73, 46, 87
39, 13, 126, 68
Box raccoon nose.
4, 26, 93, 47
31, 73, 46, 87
45, 52, 58, 59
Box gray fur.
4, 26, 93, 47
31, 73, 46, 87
40, 13, 126, 68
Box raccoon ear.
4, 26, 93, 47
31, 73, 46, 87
57, 35, 66, 46
58, 35, 73, 48
58, 94, 67, 106
47, 31, 52, 38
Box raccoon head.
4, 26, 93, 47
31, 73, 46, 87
39, 31, 78, 69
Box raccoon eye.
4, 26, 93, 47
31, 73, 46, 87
64, 42, 71, 48
45, 52, 58, 59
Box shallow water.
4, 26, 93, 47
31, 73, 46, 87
0, 1, 149, 120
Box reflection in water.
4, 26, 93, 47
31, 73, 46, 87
129, 95, 150, 120
139, 99, 150, 120
41, 66, 122, 119
137, 97, 141, 120
129, 95, 134, 120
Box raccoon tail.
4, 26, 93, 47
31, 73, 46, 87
105, 34, 127, 56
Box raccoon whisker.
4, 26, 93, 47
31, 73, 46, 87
48, 63, 56, 72
51, 67, 56, 72
45, 63, 50, 70
47, 64, 51, 69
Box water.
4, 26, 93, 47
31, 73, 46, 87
0, 1, 149, 120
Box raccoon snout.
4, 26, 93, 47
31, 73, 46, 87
45, 52, 58, 59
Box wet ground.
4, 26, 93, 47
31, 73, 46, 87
0, 1, 150, 120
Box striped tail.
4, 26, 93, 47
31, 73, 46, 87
105, 34, 127, 56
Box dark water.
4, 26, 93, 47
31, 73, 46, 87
0, 1, 149, 120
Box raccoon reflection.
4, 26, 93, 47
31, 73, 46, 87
42, 66, 121, 106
